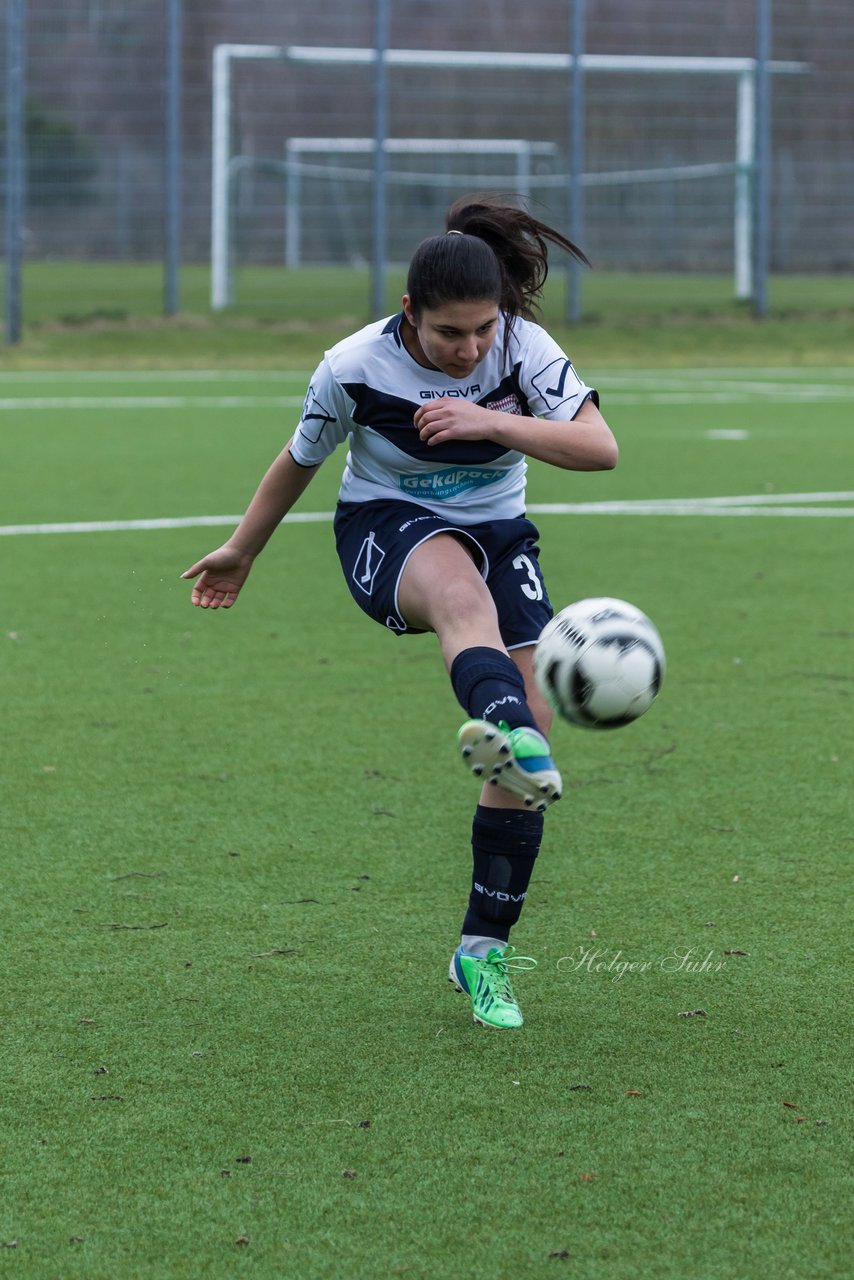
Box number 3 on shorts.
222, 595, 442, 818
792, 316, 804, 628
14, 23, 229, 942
513, 553, 544, 601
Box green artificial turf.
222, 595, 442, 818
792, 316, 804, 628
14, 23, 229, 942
0, 362, 851, 1277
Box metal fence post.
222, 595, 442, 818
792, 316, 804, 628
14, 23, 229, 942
164, 0, 183, 315
567, 0, 586, 323
5, 0, 27, 345
371, 0, 390, 320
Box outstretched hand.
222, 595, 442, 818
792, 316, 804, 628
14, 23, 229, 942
181, 544, 255, 609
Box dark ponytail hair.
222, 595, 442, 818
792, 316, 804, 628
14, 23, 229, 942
406, 192, 589, 326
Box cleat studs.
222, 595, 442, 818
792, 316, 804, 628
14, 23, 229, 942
472, 764, 484, 776
462, 746, 473, 758
499, 744, 510, 755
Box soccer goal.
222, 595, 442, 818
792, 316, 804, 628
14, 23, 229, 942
211, 44, 808, 311
280, 138, 559, 270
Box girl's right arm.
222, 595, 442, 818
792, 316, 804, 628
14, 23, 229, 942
181, 439, 321, 609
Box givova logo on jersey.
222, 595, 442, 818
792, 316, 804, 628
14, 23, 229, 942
400, 468, 504, 500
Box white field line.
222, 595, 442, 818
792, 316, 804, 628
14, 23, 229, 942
3, 493, 853, 537
0, 366, 851, 382
539, 491, 854, 507
0, 395, 306, 410
597, 372, 854, 385
0, 369, 312, 383
0, 388, 852, 411
532, 504, 854, 517
0, 512, 331, 536
605, 387, 854, 404
0, 365, 851, 410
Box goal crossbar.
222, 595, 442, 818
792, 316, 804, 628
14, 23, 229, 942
216, 44, 807, 75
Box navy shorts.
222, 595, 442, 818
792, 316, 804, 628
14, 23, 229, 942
333, 499, 553, 648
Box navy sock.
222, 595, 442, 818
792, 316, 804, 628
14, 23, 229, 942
450, 645, 539, 732
462, 804, 545, 942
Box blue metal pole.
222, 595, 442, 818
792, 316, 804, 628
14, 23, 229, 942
164, 0, 183, 315
5, 0, 26, 345
371, 0, 390, 320
567, 0, 586, 323
753, 0, 772, 317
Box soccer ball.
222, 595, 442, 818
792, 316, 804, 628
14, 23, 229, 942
534, 597, 665, 729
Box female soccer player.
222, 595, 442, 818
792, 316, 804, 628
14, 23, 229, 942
182, 194, 618, 1029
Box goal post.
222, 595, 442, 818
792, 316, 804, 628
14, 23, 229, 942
211, 43, 808, 311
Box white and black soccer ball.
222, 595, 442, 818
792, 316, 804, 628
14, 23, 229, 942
534, 597, 665, 729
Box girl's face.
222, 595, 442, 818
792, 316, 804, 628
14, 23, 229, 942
402, 296, 499, 380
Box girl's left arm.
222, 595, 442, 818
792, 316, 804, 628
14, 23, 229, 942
413, 396, 618, 472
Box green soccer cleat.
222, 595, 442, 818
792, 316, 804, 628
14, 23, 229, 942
448, 944, 538, 1029
457, 719, 562, 811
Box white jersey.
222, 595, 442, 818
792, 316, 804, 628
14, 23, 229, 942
289, 311, 597, 524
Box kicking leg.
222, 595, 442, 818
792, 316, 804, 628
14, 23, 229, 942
398, 534, 557, 1026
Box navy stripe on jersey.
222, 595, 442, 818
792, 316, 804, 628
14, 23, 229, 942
341, 381, 512, 465
382, 312, 403, 346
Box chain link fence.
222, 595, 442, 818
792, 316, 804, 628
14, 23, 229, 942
2, 0, 851, 330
